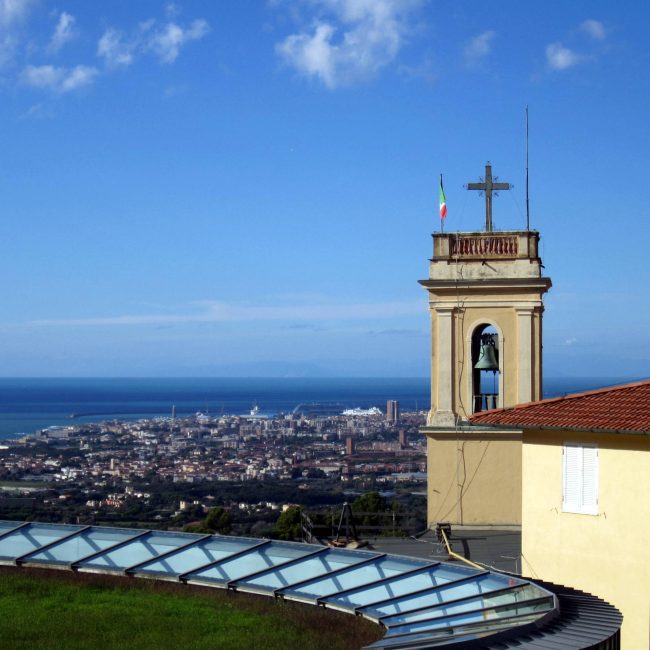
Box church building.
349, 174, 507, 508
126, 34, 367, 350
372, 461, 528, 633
420, 162, 551, 526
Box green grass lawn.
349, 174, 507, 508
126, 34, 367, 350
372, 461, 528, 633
0, 568, 383, 649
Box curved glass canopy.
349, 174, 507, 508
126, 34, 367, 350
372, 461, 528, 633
0, 521, 557, 648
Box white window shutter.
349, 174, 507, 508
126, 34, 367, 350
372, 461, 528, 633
581, 446, 599, 515
563, 443, 599, 515
563, 445, 582, 511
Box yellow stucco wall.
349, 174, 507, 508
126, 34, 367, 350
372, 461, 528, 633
522, 429, 650, 649
425, 429, 522, 525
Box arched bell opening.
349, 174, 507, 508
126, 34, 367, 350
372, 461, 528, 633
471, 324, 500, 413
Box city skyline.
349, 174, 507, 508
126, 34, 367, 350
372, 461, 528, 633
1, 1, 648, 378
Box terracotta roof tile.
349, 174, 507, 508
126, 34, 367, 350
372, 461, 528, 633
470, 379, 650, 433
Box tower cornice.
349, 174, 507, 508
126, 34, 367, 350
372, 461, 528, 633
419, 277, 552, 293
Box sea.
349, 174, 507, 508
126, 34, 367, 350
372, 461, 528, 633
0, 376, 636, 439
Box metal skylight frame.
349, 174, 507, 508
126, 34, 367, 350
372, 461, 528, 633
274, 551, 387, 598
16, 525, 91, 565
179, 538, 272, 583
355, 570, 492, 616
377, 583, 539, 626
0, 520, 560, 649
125, 533, 213, 575
0, 521, 30, 541
0, 521, 86, 563
318, 561, 443, 607
71, 529, 152, 570
374, 595, 557, 646
228, 545, 330, 591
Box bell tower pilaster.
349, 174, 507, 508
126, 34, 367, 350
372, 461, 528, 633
430, 306, 456, 427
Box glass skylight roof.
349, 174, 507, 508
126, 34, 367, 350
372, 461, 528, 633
0, 520, 557, 649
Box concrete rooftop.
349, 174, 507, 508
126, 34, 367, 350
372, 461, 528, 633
369, 527, 522, 575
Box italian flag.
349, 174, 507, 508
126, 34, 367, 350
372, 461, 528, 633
439, 175, 447, 219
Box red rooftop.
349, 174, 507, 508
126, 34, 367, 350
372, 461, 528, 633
470, 379, 650, 433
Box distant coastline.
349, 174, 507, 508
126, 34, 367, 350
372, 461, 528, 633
0, 376, 640, 439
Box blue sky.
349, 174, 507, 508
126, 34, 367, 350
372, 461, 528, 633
0, 0, 648, 378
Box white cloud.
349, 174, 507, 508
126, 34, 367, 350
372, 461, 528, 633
27, 299, 425, 327
278, 23, 337, 87
276, 0, 423, 88
49, 11, 75, 52
545, 42, 583, 70
0, 0, 33, 67
0, 0, 33, 27
463, 30, 495, 65
59, 65, 97, 92
165, 2, 180, 19
20, 102, 54, 119
0, 32, 16, 66
22, 64, 98, 93
97, 17, 209, 67
97, 28, 135, 67
148, 18, 209, 63
580, 19, 606, 41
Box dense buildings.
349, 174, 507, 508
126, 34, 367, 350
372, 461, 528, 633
0, 410, 426, 531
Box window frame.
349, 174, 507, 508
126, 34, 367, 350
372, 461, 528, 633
562, 442, 599, 516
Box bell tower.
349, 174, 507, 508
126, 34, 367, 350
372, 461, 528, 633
420, 162, 551, 526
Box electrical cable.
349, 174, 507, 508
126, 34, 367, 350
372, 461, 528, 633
433, 230, 504, 525
520, 553, 540, 579
430, 235, 466, 524
436, 438, 491, 523
430, 188, 505, 526
508, 186, 526, 223
456, 186, 470, 229
454, 237, 468, 525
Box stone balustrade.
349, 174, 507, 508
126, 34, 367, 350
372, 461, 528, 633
451, 233, 518, 257
432, 230, 540, 261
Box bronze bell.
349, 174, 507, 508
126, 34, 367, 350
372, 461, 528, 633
475, 339, 499, 371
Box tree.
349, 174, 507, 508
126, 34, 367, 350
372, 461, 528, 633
183, 506, 232, 534
352, 491, 387, 514
352, 491, 388, 532
204, 506, 232, 534
273, 506, 303, 541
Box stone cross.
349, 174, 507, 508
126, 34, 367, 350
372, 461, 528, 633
467, 162, 511, 232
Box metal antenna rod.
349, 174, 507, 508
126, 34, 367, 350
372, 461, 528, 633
526, 106, 530, 231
